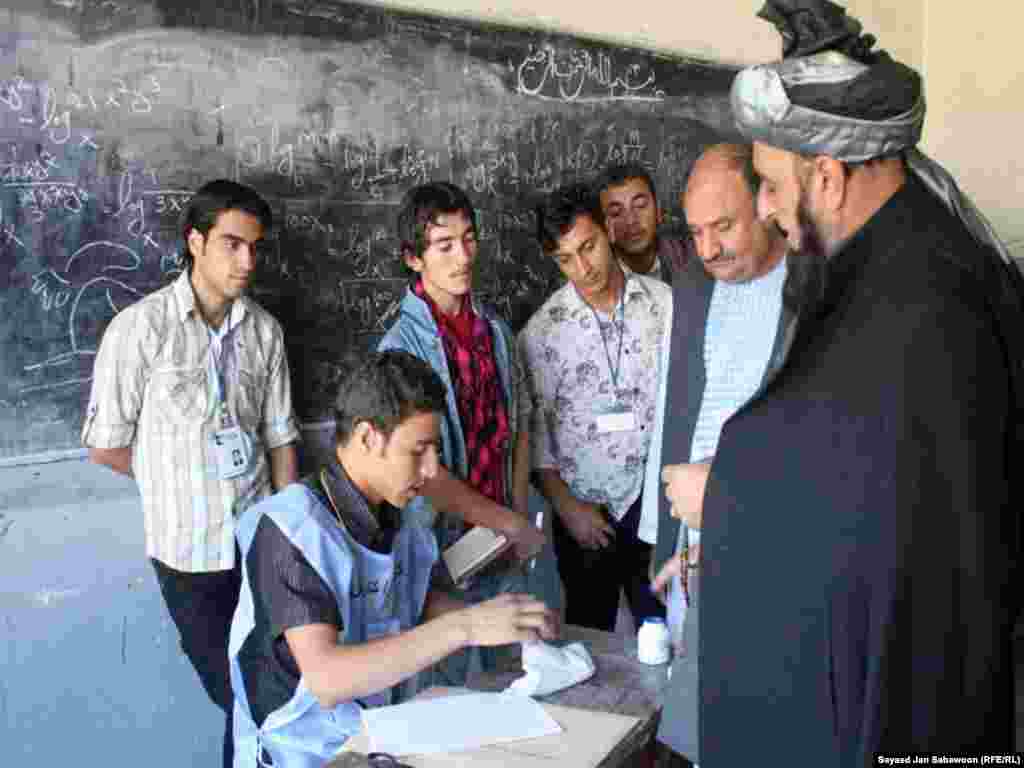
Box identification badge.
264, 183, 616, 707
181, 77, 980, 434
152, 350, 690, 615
210, 426, 252, 480
595, 406, 637, 433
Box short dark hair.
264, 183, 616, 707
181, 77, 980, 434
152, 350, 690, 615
396, 182, 477, 260
333, 350, 446, 445
595, 162, 658, 205
535, 183, 604, 254
179, 180, 273, 271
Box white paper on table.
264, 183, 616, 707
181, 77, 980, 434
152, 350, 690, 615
361, 691, 562, 756
505, 641, 595, 697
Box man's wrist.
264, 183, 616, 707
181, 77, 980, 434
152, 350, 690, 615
540, 473, 591, 530
552, 496, 582, 526
440, 605, 473, 649
494, 505, 526, 537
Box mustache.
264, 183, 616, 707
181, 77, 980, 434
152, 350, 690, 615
706, 247, 737, 265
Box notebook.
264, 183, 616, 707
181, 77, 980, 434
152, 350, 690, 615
442, 526, 511, 586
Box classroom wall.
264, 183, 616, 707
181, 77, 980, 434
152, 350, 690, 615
361, 0, 925, 70
919, 0, 1024, 259
374, 0, 1024, 260
12, 0, 1017, 469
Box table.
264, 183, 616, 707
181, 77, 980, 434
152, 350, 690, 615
328, 625, 674, 768
469, 625, 671, 767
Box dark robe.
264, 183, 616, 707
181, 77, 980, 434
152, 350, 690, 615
700, 173, 1023, 765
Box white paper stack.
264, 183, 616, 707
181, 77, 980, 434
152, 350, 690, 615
361, 691, 562, 756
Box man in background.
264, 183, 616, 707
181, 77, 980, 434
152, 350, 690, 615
83, 179, 300, 768
596, 162, 687, 284
521, 183, 671, 632
645, 143, 788, 766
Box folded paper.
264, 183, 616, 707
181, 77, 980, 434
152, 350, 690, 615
506, 641, 596, 697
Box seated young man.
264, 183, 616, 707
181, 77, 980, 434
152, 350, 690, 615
229, 350, 557, 768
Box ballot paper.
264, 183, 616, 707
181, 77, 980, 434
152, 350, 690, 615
362, 691, 562, 755
505, 641, 595, 697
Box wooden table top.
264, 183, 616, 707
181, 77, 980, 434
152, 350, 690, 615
468, 625, 671, 767
328, 625, 672, 768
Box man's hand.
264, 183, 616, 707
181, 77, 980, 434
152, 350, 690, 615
423, 465, 546, 562
650, 543, 701, 605
458, 593, 559, 646
650, 556, 682, 605
558, 498, 615, 550
88, 446, 133, 477
662, 462, 711, 530
504, 514, 546, 561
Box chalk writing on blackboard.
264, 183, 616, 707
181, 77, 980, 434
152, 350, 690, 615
0, 0, 736, 459
342, 279, 406, 335
22, 240, 146, 389
515, 45, 665, 103
0, 206, 26, 250
0, 76, 96, 148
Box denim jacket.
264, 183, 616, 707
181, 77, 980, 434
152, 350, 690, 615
377, 287, 523, 553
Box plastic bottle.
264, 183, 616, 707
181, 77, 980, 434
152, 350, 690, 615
637, 616, 671, 665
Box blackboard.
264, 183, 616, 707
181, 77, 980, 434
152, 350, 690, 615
0, 0, 738, 460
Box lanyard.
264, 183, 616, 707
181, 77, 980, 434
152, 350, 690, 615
320, 468, 347, 531
320, 467, 385, 546
586, 277, 627, 395
208, 305, 235, 426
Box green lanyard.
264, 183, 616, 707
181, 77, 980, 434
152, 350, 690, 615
586, 279, 627, 396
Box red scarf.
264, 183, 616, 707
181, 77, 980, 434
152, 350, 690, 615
414, 280, 509, 505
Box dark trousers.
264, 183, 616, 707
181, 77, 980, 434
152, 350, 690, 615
152, 554, 242, 768
552, 492, 665, 632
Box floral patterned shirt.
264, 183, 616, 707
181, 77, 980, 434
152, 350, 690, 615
518, 271, 672, 523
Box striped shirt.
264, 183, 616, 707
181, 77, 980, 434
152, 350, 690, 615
82, 271, 300, 572
678, 255, 787, 590
690, 257, 787, 462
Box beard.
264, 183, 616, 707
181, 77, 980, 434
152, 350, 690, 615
781, 193, 830, 315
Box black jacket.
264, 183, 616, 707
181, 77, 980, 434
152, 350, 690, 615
699, 174, 1023, 765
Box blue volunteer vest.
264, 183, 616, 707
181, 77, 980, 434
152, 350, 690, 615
229, 477, 437, 768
